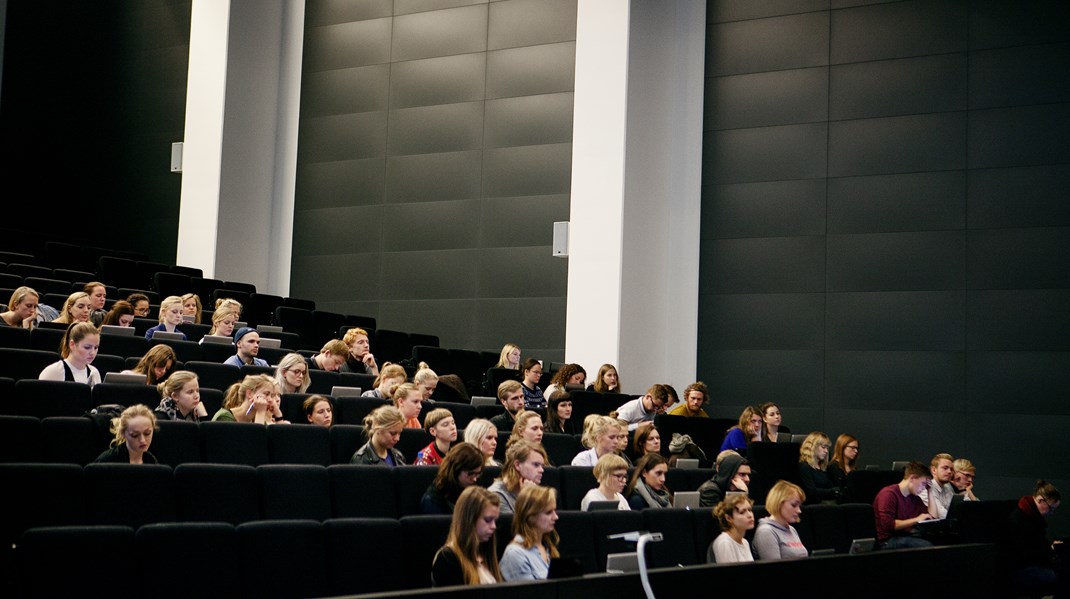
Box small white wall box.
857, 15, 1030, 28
171, 142, 183, 173
552, 221, 569, 257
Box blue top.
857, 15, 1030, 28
522, 383, 545, 410
720, 427, 747, 453
500, 536, 550, 581
223, 354, 269, 367
144, 324, 187, 341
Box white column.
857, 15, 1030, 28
566, 0, 705, 391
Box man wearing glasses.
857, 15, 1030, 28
614, 384, 672, 431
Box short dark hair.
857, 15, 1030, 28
902, 461, 930, 479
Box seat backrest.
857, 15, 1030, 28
91, 381, 160, 409
15, 379, 93, 419
0, 326, 31, 350
259, 464, 332, 521
41, 416, 101, 464
152, 271, 192, 299
329, 464, 397, 518
642, 508, 703, 567
136, 522, 240, 599
236, 520, 329, 599
274, 306, 316, 349
311, 310, 346, 346
0, 463, 85, 547
374, 329, 412, 365
174, 463, 260, 524
22, 276, 69, 295
84, 463, 176, 528
308, 369, 341, 394
149, 338, 203, 362
18, 525, 135, 598
554, 510, 598, 573
324, 518, 403, 596
411, 345, 449, 372
245, 293, 283, 328
267, 422, 331, 466
0, 415, 43, 462
395, 465, 438, 516
185, 360, 243, 392
542, 432, 581, 467
200, 421, 270, 466
399, 515, 452, 589
97, 333, 149, 358
559, 465, 599, 510
152, 420, 202, 466
329, 424, 365, 464
0, 347, 60, 381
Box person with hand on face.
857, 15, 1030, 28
422, 443, 485, 515
143, 295, 187, 340
213, 374, 276, 423
588, 363, 621, 393
39, 322, 101, 386
798, 432, 839, 504
543, 363, 586, 400
308, 339, 348, 372
873, 461, 934, 549
393, 382, 424, 429
720, 406, 763, 455
921, 453, 956, 519
519, 358, 545, 410
753, 481, 808, 560
128, 344, 176, 385
1006, 480, 1063, 597
82, 282, 108, 327
509, 411, 544, 448
581, 453, 631, 511
126, 293, 151, 318
303, 395, 333, 427
708, 494, 756, 564
489, 440, 548, 514
416, 408, 457, 466
1, 287, 38, 329
668, 381, 711, 418
54, 292, 92, 325
626, 453, 671, 510
698, 452, 751, 507
431, 487, 503, 587
501, 485, 560, 581
350, 405, 406, 466
615, 384, 672, 431
340, 327, 379, 376
154, 371, 208, 422
361, 363, 406, 400
495, 343, 521, 370
275, 352, 311, 394
224, 327, 268, 367
545, 392, 577, 435
94, 405, 159, 464
490, 380, 525, 432
465, 419, 500, 467
571, 415, 625, 467
827, 434, 860, 492
951, 458, 979, 501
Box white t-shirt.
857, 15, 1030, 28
580, 488, 629, 511
709, 533, 753, 564
38, 360, 101, 387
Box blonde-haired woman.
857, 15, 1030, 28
414, 361, 439, 400
275, 352, 310, 394
571, 415, 624, 466
350, 405, 406, 466
155, 370, 207, 421
53, 292, 91, 325
753, 480, 808, 560
432, 486, 503, 586
361, 363, 406, 400
394, 382, 424, 429
495, 343, 521, 369
144, 295, 187, 340
798, 431, 838, 504
1, 286, 38, 329
204, 307, 238, 339
488, 440, 548, 514
501, 485, 559, 581
464, 418, 499, 467
181, 293, 202, 324
580, 453, 630, 511
509, 410, 544, 447
213, 374, 277, 423
93, 405, 158, 464
38, 322, 100, 386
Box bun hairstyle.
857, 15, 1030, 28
713, 493, 752, 532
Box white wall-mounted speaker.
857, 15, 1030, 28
552, 221, 569, 257
171, 142, 183, 173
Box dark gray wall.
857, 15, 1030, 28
293, 0, 575, 361
698, 0, 1069, 512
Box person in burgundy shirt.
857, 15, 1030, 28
873, 461, 934, 549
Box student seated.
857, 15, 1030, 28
501, 486, 560, 581
94, 405, 159, 464
545, 391, 577, 435
415, 408, 457, 466
720, 406, 762, 455
873, 461, 934, 549
951, 458, 979, 501
580, 453, 630, 511
361, 363, 406, 400
154, 371, 208, 422
827, 433, 860, 492
798, 432, 839, 504
223, 327, 268, 367
614, 384, 671, 431
126, 344, 177, 386
126, 293, 150, 318
144, 296, 187, 340
753, 480, 808, 560
922, 452, 956, 519
572, 415, 625, 467
519, 358, 545, 410
340, 326, 378, 376
488, 440, 548, 514
275, 352, 311, 394
308, 339, 348, 371
698, 452, 750, 507
708, 494, 755, 564
431, 487, 503, 586
393, 383, 424, 429
212, 374, 277, 423
625, 453, 671, 510
100, 300, 135, 328
53, 292, 92, 325
1, 286, 38, 329
349, 405, 406, 466
464, 419, 499, 467
587, 363, 621, 393
489, 380, 524, 432
543, 363, 585, 400
421, 443, 485, 515
83, 282, 108, 327
631, 424, 661, 460
667, 381, 711, 418
1006, 480, 1062, 597
494, 343, 521, 370
303, 395, 333, 427
38, 322, 101, 386
181, 293, 202, 324
202, 307, 238, 341
758, 402, 788, 442
509, 411, 544, 447
414, 362, 439, 400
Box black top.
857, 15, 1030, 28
431, 546, 465, 587
798, 463, 839, 504
93, 443, 159, 464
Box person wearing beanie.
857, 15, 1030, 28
224, 327, 269, 367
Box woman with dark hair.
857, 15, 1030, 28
708, 494, 755, 564
519, 358, 545, 410
626, 453, 671, 510
759, 402, 789, 442
38, 322, 101, 386
100, 300, 136, 328
631, 424, 661, 459
303, 395, 333, 427
421, 443, 485, 515
545, 392, 577, 435
543, 363, 585, 400
83, 282, 108, 327
588, 363, 621, 393
431, 487, 503, 586
129, 344, 177, 385
827, 433, 860, 491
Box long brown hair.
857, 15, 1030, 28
831, 433, 859, 474
444, 487, 502, 585
512, 485, 559, 557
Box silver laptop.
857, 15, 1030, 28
201, 335, 233, 345
258, 337, 281, 349
150, 330, 185, 341
674, 458, 699, 469
331, 386, 363, 398
673, 491, 701, 510
104, 372, 148, 385
256, 324, 282, 334
100, 325, 135, 337
605, 552, 639, 574
181, 314, 195, 322
848, 538, 876, 555
471, 396, 498, 407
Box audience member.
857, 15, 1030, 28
126, 292, 150, 318
361, 363, 406, 400
393, 382, 424, 429
414, 362, 439, 400
588, 363, 621, 393
631, 424, 661, 460
707, 494, 755, 564
495, 343, 521, 369
489, 440, 548, 514
753, 481, 808, 560
431, 486, 503, 586
922, 453, 956, 519
798, 432, 838, 505
501, 485, 560, 581
827, 434, 860, 492
224, 327, 267, 367
144, 295, 187, 340
128, 344, 176, 385
214, 297, 243, 316
82, 282, 108, 327
100, 300, 135, 328
873, 461, 933, 549
308, 339, 348, 371
951, 458, 979, 501
509, 410, 544, 447
181, 293, 202, 324
275, 352, 311, 394
205, 307, 238, 339
615, 384, 671, 431
1006, 480, 1063, 597
626, 453, 671, 510
543, 363, 585, 399
698, 452, 750, 507
93, 404, 158, 464
154, 371, 207, 422
340, 327, 379, 376
212, 374, 276, 423
581, 453, 630, 511
1, 287, 38, 329
265, 383, 288, 424
464, 419, 499, 467
545, 392, 577, 435
421, 443, 485, 515
571, 415, 624, 466
759, 402, 788, 442
519, 358, 545, 410
667, 381, 710, 418
54, 291, 91, 325
415, 408, 457, 466
350, 405, 406, 466
720, 406, 762, 455
303, 395, 333, 427
38, 322, 101, 386
489, 380, 524, 432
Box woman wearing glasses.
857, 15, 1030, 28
798, 432, 839, 504
827, 433, 860, 492
580, 453, 630, 511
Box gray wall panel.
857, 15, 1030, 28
826, 231, 966, 292
827, 171, 966, 234
379, 250, 480, 300
378, 299, 480, 349
830, 0, 966, 64
290, 253, 382, 302
391, 4, 488, 61
703, 123, 828, 184
968, 0, 1070, 50
965, 414, 1070, 480
301, 65, 390, 117
293, 206, 383, 255
824, 408, 966, 469
477, 247, 568, 298
486, 42, 576, 99
482, 143, 573, 197
829, 53, 967, 120
484, 93, 574, 148
488, 0, 577, 50
968, 104, 1070, 169
295, 159, 387, 210
384, 150, 483, 203
706, 12, 829, 77
476, 298, 567, 356
480, 194, 569, 248
708, 0, 829, 23
395, 0, 488, 17
700, 236, 826, 294
825, 291, 966, 350
967, 227, 1070, 290
298, 112, 388, 163
967, 290, 1070, 350
967, 351, 1070, 415
968, 43, 1070, 109
381, 200, 482, 251
305, 0, 392, 27
303, 18, 392, 71
828, 112, 966, 177
389, 53, 487, 109
967, 165, 1070, 229
705, 68, 828, 130
387, 102, 485, 155
698, 293, 825, 351
702, 179, 827, 239
825, 351, 964, 412
698, 350, 825, 406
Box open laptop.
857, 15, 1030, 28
104, 372, 147, 385
674, 458, 699, 469
256, 325, 283, 334
673, 491, 701, 510
790, 433, 809, 443
150, 330, 185, 341
200, 335, 233, 345
100, 325, 135, 337
331, 386, 363, 398
181, 314, 195, 322
258, 337, 281, 349
848, 538, 876, 555
605, 552, 640, 573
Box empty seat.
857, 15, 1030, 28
257, 345, 294, 365
98, 256, 141, 289
200, 421, 270, 466
212, 288, 250, 310
91, 353, 127, 379
329, 424, 365, 464
200, 342, 237, 363
375, 329, 411, 365
395, 466, 438, 516
177, 322, 211, 343
91, 382, 161, 409
0, 415, 43, 462
152, 420, 202, 466
438, 402, 476, 430
336, 372, 375, 395
246, 293, 283, 327
274, 306, 316, 349
307, 369, 340, 394
22, 276, 69, 295
642, 508, 702, 567
0, 326, 31, 350
311, 310, 346, 346
18, 525, 135, 599
29, 325, 65, 353
329, 464, 397, 518
399, 515, 452, 589
555, 510, 598, 573
174, 463, 259, 524
411, 345, 449, 372
259, 464, 331, 521
0, 347, 60, 381
236, 520, 329, 599
257, 329, 302, 351
84, 463, 176, 527
542, 433, 581, 467
447, 349, 483, 394
41, 416, 101, 464
224, 280, 256, 295
0, 272, 22, 289
136, 522, 240, 599
409, 333, 439, 348
267, 421, 331, 466
324, 518, 404, 596
7, 263, 52, 279
191, 277, 225, 306
15, 379, 93, 419
284, 296, 316, 311
0, 463, 85, 551
171, 265, 203, 279
136, 261, 171, 291
240, 364, 275, 379
559, 466, 598, 510
335, 397, 388, 428
486, 367, 521, 394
